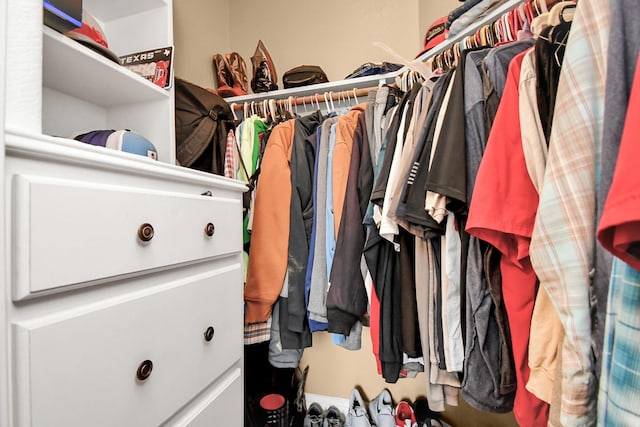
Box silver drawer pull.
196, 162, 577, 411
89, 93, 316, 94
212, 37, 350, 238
138, 223, 154, 242
204, 326, 215, 342
204, 223, 215, 237
136, 360, 153, 381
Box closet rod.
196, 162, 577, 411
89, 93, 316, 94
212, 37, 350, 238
223, 0, 526, 105
230, 87, 374, 112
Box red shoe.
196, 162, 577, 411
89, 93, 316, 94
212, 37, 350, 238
394, 401, 417, 427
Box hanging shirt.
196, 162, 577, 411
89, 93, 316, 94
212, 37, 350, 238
466, 51, 549, 427
528, 0, 610, 425
597, 54, 640, 425
461, 46, 517, 414
399, 73, 452, 238
595, 0, 640, 381
308, 118, 339, 329
518, 48, 564, 409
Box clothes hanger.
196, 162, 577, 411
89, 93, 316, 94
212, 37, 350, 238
328, 91, 336, 112
501, 13, 512, 42
531, 11, 550, 36
268, 99, 277, 121
547, 1, 576, 25
532, 0, 541, 15
244, 102, 250, 120
352, 88, 359, 105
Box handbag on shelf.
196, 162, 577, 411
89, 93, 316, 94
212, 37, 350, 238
250, 40, 279, 93
283, 65, 329, 89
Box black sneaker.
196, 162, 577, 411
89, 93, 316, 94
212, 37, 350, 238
323, 405, 345, 427
304, 402, 324, 427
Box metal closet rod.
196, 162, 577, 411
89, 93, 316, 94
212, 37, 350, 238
223, 0, 526, 105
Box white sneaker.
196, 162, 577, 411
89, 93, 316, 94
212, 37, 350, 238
345, 389, 372, 427
368, 389, 396, 427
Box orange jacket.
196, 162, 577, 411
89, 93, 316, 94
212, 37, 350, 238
244, 120, 295, 324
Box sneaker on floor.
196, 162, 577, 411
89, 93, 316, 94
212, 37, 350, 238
323, 405, 346, 427
345, 389, 372, 427
394, 401, 417, 427
412, 398, 442, 427
368, 389, 396, 427
304, 402, 324, 427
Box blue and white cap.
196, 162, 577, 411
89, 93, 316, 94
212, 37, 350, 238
74, 129, 158, 160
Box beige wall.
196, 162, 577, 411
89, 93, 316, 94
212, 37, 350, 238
419, 1, 459, 49
302, 331, 517, 427
227, 0, 421, 85
174, 0, 459, 91
173, 0, 230, 89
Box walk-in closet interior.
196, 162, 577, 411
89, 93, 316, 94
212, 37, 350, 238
0, 0, 637, 426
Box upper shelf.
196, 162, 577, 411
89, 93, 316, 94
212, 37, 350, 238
42, 26, 170, 107
223, 0, 525, 104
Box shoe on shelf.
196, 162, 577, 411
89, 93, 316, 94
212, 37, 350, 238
304, 402, 324, 427
345, 388, 372, 427
394, 401, 417, 427
368, 389, 396, 427
323, 405, 346, 427
225, 51, 249, 94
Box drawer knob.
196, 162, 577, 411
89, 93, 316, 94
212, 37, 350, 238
138, 223, 155, 242
136, 360, 153, 381
204, 222, 215, 237
204, 326, 215, 342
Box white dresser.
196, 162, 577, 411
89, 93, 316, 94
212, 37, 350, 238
0, 1, 245, 426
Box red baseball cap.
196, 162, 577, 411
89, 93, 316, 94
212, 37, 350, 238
416, 16, 448, 58
65, 10, 120, 64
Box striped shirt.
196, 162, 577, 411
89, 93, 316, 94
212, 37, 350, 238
529, 0, 611, 425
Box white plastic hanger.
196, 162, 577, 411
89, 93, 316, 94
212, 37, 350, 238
323, 92, 331, 113
328, 91, 336, 112
548, 1, 576, 25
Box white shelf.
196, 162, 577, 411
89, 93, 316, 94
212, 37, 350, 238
42, 26, 169, 108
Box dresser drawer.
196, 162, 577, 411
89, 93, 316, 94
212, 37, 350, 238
12, 173, 242, 300
12, 264, 243, 427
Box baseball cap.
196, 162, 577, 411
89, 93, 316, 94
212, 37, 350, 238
64, 10, 120, 64
416, 16, 448, 58
74, 130, 159, 160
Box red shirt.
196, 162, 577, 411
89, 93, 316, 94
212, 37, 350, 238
466, 51, 549, 427
598, 53, 640, 270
